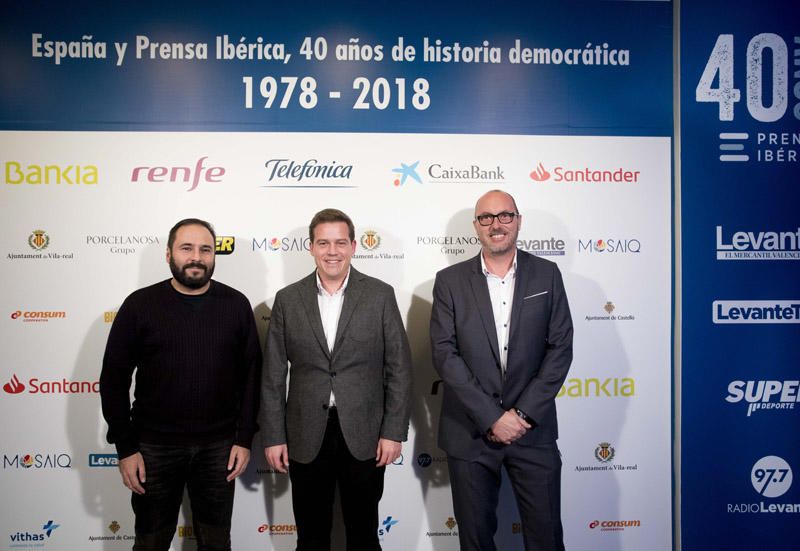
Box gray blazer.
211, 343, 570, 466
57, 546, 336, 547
430, 250, 573, 460
260, 267, 412, 463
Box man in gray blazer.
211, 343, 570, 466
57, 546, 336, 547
261, 208, 412, 551
430, 190, 573, 551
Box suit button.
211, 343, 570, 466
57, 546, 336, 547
492, 393, 500, 398
322, 404, 329, 410
330, 371, 337, 378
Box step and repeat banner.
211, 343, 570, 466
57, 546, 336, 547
681, 0, 800, 549
1, 2, 673, 550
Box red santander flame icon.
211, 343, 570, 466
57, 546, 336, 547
529, 162, 551, 182
3, 374, 25, 394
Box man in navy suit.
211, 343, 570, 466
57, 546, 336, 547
430, 190, 573, 551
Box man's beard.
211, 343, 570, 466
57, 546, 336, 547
169, 257, 214, 290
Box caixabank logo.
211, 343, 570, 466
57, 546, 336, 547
728, 455, 799, 514
391, 160, 505, 187
725, 380, 798, 417
3, 373, 99, 395
529, 161, 640, 184
8, 520, 60, 545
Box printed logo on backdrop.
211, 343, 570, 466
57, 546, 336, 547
585, 301, 636, 322
2, 373, 99, 395
7, 230, 75, 261
713, 301, 800, 323
427, 517, 458, 538
391, 454, 404, 466
130, 157, 224, 192
578, 238, 641, 254
177, 526, 195, 539
557, 377, 635, 398
377, 516, 398, 539
10, 310, 66, 323
416, 452, 447, 469
516, 236, 566, 257
8, 520, 60, 545
104, 311, 117, 323
215, 236, 235, 255
88, 453, 119, 467
715, 226, 800, 260
3, 453, 72, 469
416, 235, 480, 257
257, 523, 296, 536
252, 236, 310, 253
88, 520, 133, 543
262, 158, 355, 188
391, 160, 505, 187
355, 230, 405, 261
588, 519, 641, 532
725, 380, 798, 417
4, 160, 98, 185
575, 442, 638, 473
728, 456, 799, 514
529, 161, 640, 184
85, 234, 160, 255
695, 33, 799, 164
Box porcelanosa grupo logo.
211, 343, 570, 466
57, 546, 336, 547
716, 225, 800, 260
262, 158, 355, 188
529, 161, 640, 184
130, 157, 224, 192
725, 380, 798, 417
85, 234, 160, 255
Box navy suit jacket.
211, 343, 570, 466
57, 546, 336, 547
430, 250, 573, 460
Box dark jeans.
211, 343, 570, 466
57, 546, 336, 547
289, 408, 384, 551
132, 439, 235, 551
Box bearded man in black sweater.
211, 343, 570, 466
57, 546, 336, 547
100, 218, 261, 551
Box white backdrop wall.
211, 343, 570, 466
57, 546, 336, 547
1, 131, 671, 549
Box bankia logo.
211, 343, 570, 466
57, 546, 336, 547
713, 301, 800, 324
130, 157, 224, 192
516, 237, 565, 257
726, 380, 798, 417
716, 225, 800, 260
5, 160, 98, 185
529, 161, 640, 184
728, 455, 799, 514
557, 377, 635, 398
10, 310, 66, 323
3, 373, 99, 395
262, 158, 355, 188
578, 238, 641, 254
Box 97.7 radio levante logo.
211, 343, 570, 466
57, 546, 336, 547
695, 32, 799, 163
728, 455, 799, 514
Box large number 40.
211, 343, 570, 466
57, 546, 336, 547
695, 33, 788, 122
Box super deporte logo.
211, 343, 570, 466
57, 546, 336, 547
726, 380, 798, 416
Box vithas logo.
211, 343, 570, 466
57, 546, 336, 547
3, 374, 25, 394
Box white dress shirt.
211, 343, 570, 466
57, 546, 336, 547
317, 269, 350, 406
481, 251, 517, 375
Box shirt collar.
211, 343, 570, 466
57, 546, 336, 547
316, 268, 350, 297
480, 250, 517, 278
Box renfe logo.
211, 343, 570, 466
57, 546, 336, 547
713, 301, 800, 324
131, 157, 224, 192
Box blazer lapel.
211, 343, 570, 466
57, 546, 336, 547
332, 267, 366, 359
508, 251, 530, 358
299, 272, 331, 359
469, 255, 501, 367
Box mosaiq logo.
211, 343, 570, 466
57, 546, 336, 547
4, 453, 72, 469
728, 455, 799, 514
578, 238, 641, 254
716, 225, 800, 260
252, 236, 310, 253
130, 156, 225, 192
529, 161, 640, 184
262, 158, 355, 188
725, 380, 798, 417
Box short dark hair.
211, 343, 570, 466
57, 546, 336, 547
167, 218, 216, 249
309, 209, 355, 242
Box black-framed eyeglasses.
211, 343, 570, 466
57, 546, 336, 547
475, 211, 519, 226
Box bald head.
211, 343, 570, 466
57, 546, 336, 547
473, 190, 521, 258
474, 190, 518, 217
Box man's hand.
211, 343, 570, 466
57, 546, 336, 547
226, 445, 251, 482
376, 438, 402, 467
119, 452, 146, 495
489, 410, 531, 445
264, 444, 289, 474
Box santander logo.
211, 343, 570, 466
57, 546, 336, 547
529, 162, 551, 181
3, 374, 25, 394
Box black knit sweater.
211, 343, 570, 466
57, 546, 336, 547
100, 279, 262, 459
